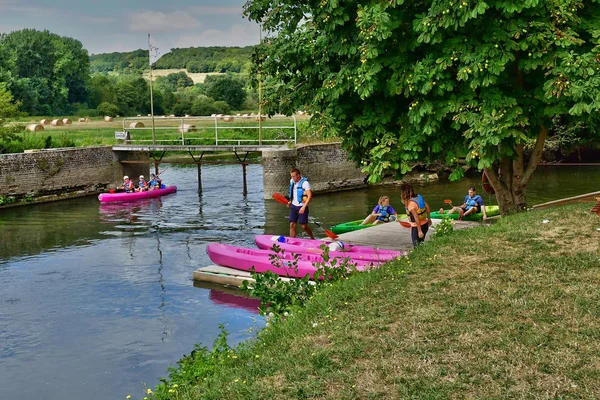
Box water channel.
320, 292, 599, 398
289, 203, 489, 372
1, 164, 599, 400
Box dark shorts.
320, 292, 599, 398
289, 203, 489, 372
289, 205, 309, 224
411, 223, 429, 248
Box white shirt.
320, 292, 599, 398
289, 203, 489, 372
290, 178, 311, 206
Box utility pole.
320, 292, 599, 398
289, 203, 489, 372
258, 24, 263, 145
148, 34, 156, 145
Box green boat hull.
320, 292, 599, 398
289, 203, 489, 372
429, 205, 500, 221
331, 214, 407, 234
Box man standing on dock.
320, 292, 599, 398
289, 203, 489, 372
288, 168, 315, 239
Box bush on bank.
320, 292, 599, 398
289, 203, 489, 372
138, 203, 599, 399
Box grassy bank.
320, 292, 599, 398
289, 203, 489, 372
146, 204, 599, 399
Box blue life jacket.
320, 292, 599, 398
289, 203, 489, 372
406, 194, 427, 225
124, 181, 134, 193
149, 179, 160, 188
376, 205, 391, 222
464, 194, 482, 211
289, 177, 308, 204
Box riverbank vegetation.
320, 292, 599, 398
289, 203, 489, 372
139, 203, 599, 399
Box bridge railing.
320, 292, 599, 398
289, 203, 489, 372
118, 114, 297, 145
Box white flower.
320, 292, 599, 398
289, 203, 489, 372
265, 322, 270, 328
268, 312, 275, 318
283, 312, 289, 317
312, 322, 318, 328
542, 219, 550, 224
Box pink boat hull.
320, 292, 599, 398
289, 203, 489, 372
254, 235, 403, 262
206, 243, 381, 279
98, 186, 177, 203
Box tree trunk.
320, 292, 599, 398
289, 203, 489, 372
483, 126, 548, 214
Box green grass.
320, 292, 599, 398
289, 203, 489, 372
145, 204, 600, 399
5, 117, 336, 153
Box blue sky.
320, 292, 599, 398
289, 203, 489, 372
0, 0, 260, 55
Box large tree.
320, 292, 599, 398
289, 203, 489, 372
244, 0, 600, 212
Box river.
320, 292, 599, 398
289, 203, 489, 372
0, 164, 598, 400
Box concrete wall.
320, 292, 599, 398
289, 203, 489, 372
0, 146, 142, 206
262, 143, 367, 199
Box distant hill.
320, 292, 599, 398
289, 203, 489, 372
90, 46, 254, 75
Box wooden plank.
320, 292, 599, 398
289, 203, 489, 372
532, 191, 600, 210
192, 265, 314, 286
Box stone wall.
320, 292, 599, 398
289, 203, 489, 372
262, 143, 367, 199
0, 146, 129, 206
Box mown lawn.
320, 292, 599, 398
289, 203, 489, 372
162, 204, 599, 399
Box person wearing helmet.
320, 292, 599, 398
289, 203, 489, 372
137, 175, 149, 192
120, 176, 134, 193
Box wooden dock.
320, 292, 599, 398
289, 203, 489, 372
192, 219, 483, 287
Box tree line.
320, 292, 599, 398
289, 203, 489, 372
90, 46, 253, 74
0, 29, 254, 119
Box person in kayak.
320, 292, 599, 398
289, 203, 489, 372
440, 187, 487, 220
119, 176, 134, 193
148, 173, 162, 189
360, 196, 399, 225
400, 183, 432, 248
137, 175, 149, 192
288, 168, 315, 239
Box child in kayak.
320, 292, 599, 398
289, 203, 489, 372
361, 196, 399, 225
137, 175, 149, 192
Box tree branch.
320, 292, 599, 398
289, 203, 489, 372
521, 125, 547, 185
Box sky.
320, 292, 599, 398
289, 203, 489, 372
0, 0, 261, 55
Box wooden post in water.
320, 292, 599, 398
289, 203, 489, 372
197, 163, 202, 194
242, 163, 248, 196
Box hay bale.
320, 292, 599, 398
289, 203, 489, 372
78, 118, 86, 122
178, 124, 197, 133
26, 124, 44, 132
85, 118, 91, 122
62, 118, 72, 124
129, 121, 145, 128
256, 115, 266, 121
40, 119, 50, 125
104, 116, 113, 122
51, 119, 64, 126
223, 115, 234, 122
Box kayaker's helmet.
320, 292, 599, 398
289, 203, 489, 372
123, 175, 129, 180
328, 241, 345, 252
139, 175, 144, 180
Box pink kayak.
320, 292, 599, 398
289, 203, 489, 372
206, 243, 382, 279
254, 235, 404, 262
98, 185, 177, 203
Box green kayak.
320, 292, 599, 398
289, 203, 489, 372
330, 214, 408, 234
429, 205, 500, 221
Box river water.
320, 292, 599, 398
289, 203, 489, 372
1, 164, 599, 400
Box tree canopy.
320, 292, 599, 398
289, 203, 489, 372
245, 0, 600, 212
0, 29, 90, 115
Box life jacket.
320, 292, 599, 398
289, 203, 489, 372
376, 205, 391, 222
464, 194, 482, 211
289, 177, 308, 204
406, 194, 427, 226
138, 179, 148, 190
124, 181, 134, 193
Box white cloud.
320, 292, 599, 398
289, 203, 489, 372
128, 10, 202, 33
187, 6, 244, 16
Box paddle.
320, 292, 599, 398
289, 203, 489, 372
398, 220, 412, 228
272, 192, 289, 206
324, 229, 339, 239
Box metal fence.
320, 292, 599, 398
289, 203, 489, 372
118, 114, 297, 145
